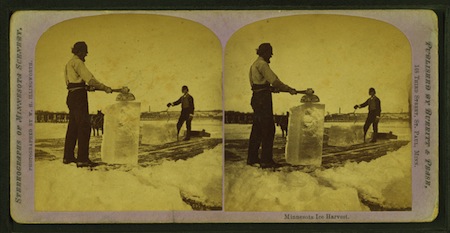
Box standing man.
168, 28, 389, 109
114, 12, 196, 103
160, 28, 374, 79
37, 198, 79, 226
354, 87, 381, 143
167, 85, 195, 141
63, 41, 112, 167
247, 43, 297, 168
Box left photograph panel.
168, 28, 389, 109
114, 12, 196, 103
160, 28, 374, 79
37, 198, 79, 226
33, 14, 223, 212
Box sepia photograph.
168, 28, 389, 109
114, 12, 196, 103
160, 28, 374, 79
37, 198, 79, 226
33, 13, 223, 212
224, 14, 413, 212
9, 10, 438, 223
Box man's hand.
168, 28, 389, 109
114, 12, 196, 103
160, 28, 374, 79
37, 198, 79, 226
354, 105, 359, 109
120, 86, 130, 94
87, 86, 96, 92
289, 88, 297, 95
305, 88, 314, 95
105, 86, 113, 94
167, 103, 172, 108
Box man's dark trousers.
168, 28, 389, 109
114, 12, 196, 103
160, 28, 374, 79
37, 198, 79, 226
364, 111, 379, 139
177, 109, 192, 138
247, 89, 275, 164
63, 87, 91, 163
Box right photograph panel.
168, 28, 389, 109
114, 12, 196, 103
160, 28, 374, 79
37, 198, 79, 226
224, 14, 412, 212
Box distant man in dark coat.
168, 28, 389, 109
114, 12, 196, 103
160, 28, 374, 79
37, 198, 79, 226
63, 41, 112, 167
354, 87, 381, 143
167, 85, 195, 141
247, 43, 297, 168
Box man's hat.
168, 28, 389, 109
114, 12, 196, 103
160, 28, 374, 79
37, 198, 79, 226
72, 41, 88, 54
256, 43, 272, 56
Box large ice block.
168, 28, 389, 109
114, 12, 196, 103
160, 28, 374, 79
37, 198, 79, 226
327, 124, 364, 147
101, 101, 141, 164
141, 122, 177, 145
285, 103, 325, 166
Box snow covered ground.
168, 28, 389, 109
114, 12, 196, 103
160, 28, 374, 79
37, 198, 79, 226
34, 120, 411, 212
225, 144, 411, 211
35, 144, 222, 211
315, 145, 411, 210
225, 163, 365, 211
225, 121, 411, 211
34, 120, 223, 211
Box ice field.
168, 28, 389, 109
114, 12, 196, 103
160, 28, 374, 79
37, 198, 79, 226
35, 119, 223, 140
225, 121, 411, 141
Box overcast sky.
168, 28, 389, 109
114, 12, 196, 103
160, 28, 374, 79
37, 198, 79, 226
224, 14, 411, 115
35, 13, 411, 115
35, 14, 222, 113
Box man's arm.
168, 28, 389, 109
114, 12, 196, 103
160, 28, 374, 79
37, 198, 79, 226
259, 62, 296, 93
172, 97, 182, 106
272, 79, 295, 93
75, 60, 111, 92
88, 79, 110, 92
359, 99, 369, 108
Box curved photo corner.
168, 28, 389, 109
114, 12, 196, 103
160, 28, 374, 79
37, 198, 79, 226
223, 14, 413, 212
33, 13, 223, 212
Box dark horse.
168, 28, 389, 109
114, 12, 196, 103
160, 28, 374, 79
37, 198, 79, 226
90, 110, 104, 136
275, 112, 289, 137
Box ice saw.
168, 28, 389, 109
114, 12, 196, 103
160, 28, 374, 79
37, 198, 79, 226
271, 87, 320, 103
88, 86, 136, 101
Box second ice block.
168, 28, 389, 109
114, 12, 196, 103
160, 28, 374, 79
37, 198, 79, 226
327, 124, 364, 146
285, 103, 325, 166
101, 101, 141, 164
141, 122, 177, 145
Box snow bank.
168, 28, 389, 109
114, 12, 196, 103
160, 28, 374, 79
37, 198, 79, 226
132, 144, 223, 207
35, 161, 190, 211
35, 144, 223, 211
225, 144, 411, 211
315, 144, 412, 209
225, 163, 365, 211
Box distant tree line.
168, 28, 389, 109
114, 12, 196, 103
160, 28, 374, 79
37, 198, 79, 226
35, 110, 223, 123
224, 111, 409, 124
